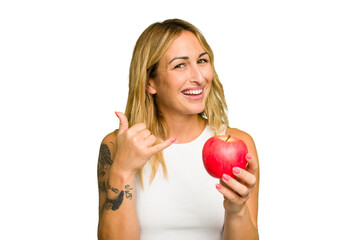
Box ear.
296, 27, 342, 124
147, 78, 157, 94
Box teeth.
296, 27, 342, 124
183, 89, 203, 95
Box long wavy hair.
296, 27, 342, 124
124, 19, 229, 186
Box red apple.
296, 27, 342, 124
202, 135, 248, 178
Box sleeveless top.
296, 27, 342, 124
135, 125, 225, 240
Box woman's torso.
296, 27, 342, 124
135, 125, 225, 240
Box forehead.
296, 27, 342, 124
162, 31, 205, 60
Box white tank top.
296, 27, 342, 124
135, 125, 225, 240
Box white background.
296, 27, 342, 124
1, 0, 359, 239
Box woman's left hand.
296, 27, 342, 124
216, 153, 258, 215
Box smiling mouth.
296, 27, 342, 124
182, 89, 203, 96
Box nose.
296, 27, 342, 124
189, 64, 205, 84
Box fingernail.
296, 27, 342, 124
222, 174, 230, 181
215, 184, 222, 190
170, 137, 177, 143
246, 153, 253, 160
233, 167, 241, 174
115, 112, 120, 118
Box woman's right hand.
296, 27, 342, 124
112, 112, 175, 178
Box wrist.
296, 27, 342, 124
106, 170, 136, 205
225, 205, 247, 219
108, 168, 136, 192
110, 159, 136, 178
109, 167, 135, 181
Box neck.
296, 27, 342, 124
162, 113, 207, 144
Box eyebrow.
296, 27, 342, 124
168, 52, 208, 65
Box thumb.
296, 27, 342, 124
115, 111, 129, 135
148, 137, 176, 155
245, 153, 258, 174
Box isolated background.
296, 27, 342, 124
1, 0, 359, 239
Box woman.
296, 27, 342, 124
97, 19, 259, 240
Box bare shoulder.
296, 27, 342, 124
101, 129, 118, 145
99, 129, 118, 159
226, 128, 254, 145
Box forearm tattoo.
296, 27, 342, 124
105, 191, 124, 210
97, 144, 115, 193
97, 144, 133, 211
105, 184, 133, 211
124, 185, 133, 200
97, 144, 113, 180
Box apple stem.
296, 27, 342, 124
226, 135, 231, 142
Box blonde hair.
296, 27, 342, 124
124, 19, 229, 186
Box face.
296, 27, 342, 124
148, 31, 213, 118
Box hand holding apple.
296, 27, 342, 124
202, 135, 248, 178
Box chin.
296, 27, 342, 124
187, 104, 206, 115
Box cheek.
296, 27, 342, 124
165, 73, 186, 90
202, 66, 213, 82
157, 73, 183, 95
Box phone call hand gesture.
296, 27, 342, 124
112, 112, 175, 178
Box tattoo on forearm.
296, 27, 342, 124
125, 184, 133, 200
98, 181, 107, 193
105, 191, 124, 210
108, 179, 120, 194
97, 144, 113, 177
97, 143, 133, 211
97, 144, 113, 193
105, 184, 133, 211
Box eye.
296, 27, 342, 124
174, 63, 185, 69
198, 58, 208, 64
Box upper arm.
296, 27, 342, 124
225, 128, 260, 228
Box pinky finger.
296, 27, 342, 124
215, 184, 240, 202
